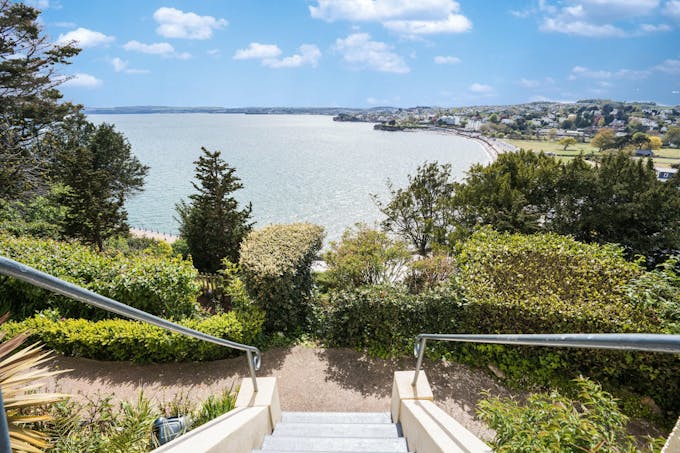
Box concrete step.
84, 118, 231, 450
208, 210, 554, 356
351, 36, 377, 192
259, 435, 409, 452
272, 422, 399, 438
253, 451, 411, 453
281, 412, 392, 425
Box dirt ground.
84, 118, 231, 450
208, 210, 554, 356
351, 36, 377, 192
43, 344, 514, 441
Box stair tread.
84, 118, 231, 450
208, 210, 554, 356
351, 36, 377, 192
273, 422, 399, 438
260, 435, 408, 452
281, 412, 392, 424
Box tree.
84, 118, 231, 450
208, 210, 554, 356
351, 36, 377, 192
559, 137, 577, 150
451, 150, 563, 238
0, 0, 80, 200
56, 122, 148, 250
449, 150, 680, 260
591, 128, 616, 151
665, 126, 680, 147
631, 131, 651, 149
648, 135, 663, 150
322, 224, 411, 290
373, 162, 455, 255
176, 147, 253, 273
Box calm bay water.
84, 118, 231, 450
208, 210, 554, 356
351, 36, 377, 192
90, 114, 490, 244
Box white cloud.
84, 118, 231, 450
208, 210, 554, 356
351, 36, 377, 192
569, 65, 651, 80
519, 78, 540, 88
654, 58, 680, 74
433, 55, 461, 64
639, 23, 671, 32
111, 57, 127, 72
310, 0, 471, 35
233, 43, 282, 60
123, 40, 191, 59
664, 0, 680, 20
569, 65, 612, 79
235, 43, 321, 68
469, 83, 493, 93
27, 0, 50, 9
334, 33, 409, 73
110, 57, 149, 74
207, 49, 220, 56
384, 13, 471, 34
540, 18, 625, 37
263, 45, 321, 68
56, 27, 114, 48
537, 0, 663, 37
60, 73, 102, 88
153, 7, 227, 39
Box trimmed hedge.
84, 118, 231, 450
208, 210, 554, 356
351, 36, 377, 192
240, 223, 324, 333
0, 234, 201, 320
315, 285, 462, 357
3, 310, 264, 363
454, 228, 679, 417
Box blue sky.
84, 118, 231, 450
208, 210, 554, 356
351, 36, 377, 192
32, 0, 680, 108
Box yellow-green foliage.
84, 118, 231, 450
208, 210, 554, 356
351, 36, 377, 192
0, 234, 201, 320
454, 228, 679, 418
240, 223, 324, 333
458, 227, 657, 333
477, 377, 662, 452
4, 310, 264, 363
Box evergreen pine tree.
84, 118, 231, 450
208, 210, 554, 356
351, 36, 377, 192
176, 147, 253, 273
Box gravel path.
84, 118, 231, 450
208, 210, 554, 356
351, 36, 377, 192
44, 345, 512, 441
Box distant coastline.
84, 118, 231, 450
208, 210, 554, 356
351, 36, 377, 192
86, 106, 367, 115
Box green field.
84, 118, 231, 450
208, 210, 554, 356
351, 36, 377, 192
507, 139, 680, 168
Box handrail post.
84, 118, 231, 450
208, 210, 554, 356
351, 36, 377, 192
0, 388, 11, 453
412, 337, 427, 386
247, 350, 258, 393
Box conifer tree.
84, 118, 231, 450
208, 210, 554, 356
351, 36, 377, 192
0, 0, 81, 199
56, 122, 148, 250
176, 148, 253, 273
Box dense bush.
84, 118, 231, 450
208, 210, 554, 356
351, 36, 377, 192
4, 310, 264, 362
314, 285, 462, 357
0, 234, 200, 320
240, 223, 324, 333
322, 224, 411, 290
454, 228, 679, 417
478, 377, 663, 452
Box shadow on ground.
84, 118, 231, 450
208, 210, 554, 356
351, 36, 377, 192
46, 345, 515, 441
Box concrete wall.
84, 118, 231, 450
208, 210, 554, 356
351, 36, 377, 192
391, 370, 491, 453
152, 377, 281, 453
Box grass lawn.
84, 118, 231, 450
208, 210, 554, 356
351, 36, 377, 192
506, 139, 598, 156
507, 139, 680, 168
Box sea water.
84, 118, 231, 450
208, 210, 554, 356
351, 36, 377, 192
89, 114, 490, 244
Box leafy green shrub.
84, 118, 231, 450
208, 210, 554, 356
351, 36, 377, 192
454, 228, 679, 417
0, 185, 70, 240
192, 388, 236, 427
103, 235, 174, 258
477, 377, 663, 452
0, 234, 201, 320
322, 224, 411, 290
404, 252, 456, 293
240, 223, 324, 333
44, 388, 237, 452
457, 227, 654, 334
4, 310, 264, 362
315, 285, 462, 357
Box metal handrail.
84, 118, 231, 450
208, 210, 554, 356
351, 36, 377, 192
412, 333, 680, 386
0, 256, 262, 391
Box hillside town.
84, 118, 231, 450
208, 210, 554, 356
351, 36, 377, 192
334, 100, 680, 143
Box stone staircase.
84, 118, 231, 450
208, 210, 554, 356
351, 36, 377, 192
252, 411, 411, 453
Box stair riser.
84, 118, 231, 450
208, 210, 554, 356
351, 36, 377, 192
273, 423, 399, 438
